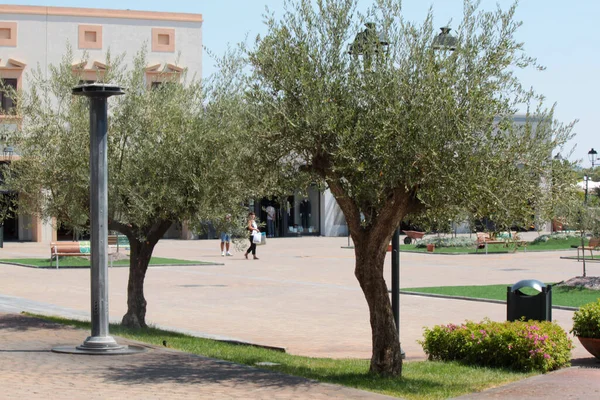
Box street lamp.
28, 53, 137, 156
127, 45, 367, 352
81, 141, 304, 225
432, 27, 458, 51
349, 22, 404, 358
53, 84, 144, 355
589, 148, 598, 169
347, 23, 457, 359
347, 22, 389, 56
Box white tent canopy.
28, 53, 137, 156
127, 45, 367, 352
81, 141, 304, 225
577, 180, 600, 191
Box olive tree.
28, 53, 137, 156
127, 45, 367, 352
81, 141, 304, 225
242, 0, 574, 375
4, 47, 255, 328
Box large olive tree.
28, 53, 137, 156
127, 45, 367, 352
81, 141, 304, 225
243, 0, 574, 375
4, 47, 255, 328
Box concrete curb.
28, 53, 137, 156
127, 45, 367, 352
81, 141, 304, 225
398, 290, 579, 311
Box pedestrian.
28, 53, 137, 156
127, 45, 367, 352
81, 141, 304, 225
266, 203, 276, 238
220, 214, 233, 257
245, 211, 260, 260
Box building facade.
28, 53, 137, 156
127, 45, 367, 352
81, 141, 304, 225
0, 5, 203, 242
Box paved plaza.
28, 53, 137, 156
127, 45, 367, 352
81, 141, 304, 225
1, 235, 600, 398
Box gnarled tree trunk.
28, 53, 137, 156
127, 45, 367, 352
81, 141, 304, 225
110, 219, 172, 329
121, 238, 154, 328
354, 235, 402, 375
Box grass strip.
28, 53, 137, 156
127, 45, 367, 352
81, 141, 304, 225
0, 257, 214, 268
26, 313, 535, 400
403, 284, 600, 308
401, 237, 582, 254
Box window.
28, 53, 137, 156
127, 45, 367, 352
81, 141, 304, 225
151, 28, 175, 53
0, 22, 17, 47
78, 25, 103, 49
0, 78, 17, 112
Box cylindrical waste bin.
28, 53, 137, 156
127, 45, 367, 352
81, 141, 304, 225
507, 279, 552, 322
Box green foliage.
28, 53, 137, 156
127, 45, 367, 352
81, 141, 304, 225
420, 319, 573, 372
0, 257, 205, 268
245, 0, 575, 236
240, 0, 577, 374
531, 232, 581, 244
3, 45, 254, 240
416, 236, 476, 248
405, 284, 600, 308
572, 299, 600, 339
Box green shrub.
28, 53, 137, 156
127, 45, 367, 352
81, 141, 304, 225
571, 299, 600, 339
531, 232, 580, 244
420, 319, 572, 372
416, 237, 476, 248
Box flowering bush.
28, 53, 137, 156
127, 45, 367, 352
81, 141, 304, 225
572, 299, 600, 339
531, 232, 580, 244
416, 237, 476, 248
420, 319, 572, 372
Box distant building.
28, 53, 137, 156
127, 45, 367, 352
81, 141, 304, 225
0, 5, 202, 242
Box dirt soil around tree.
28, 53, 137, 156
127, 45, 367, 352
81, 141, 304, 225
557, 276, 600, 291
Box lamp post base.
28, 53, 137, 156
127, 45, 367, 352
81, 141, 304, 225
52, 335, 146, 355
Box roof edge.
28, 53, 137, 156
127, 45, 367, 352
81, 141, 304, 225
0, 5, 203, 23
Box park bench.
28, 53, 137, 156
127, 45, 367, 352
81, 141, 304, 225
50, 235, 129, 269
476, 233, 507, 254
577, 237, 600, 262
475, 232, 528, 254
50, 241, 90, 269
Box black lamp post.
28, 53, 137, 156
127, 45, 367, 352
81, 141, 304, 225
589, 148, 598, 169
348, 22, 389, 56
347, 23, 456, 359
432, 27, 458, 51
348, 23, 403, 358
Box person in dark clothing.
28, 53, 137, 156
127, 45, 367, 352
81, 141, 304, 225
300, 199, 311, 229
245, 212, 260, 260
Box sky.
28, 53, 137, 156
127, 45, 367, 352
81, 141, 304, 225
2, 0, 598, 165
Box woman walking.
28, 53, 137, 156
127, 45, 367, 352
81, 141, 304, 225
245, 212, 260, 260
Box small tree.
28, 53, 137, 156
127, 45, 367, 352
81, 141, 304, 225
242, 0, 575, 375
4, 47, 255, 328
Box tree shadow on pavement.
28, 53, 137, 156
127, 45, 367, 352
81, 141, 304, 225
571, 357, 600, 369
0, 313, 77, 333
103, 351, 317, 389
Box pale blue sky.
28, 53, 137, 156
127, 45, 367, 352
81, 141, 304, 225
3, 0, 598, 165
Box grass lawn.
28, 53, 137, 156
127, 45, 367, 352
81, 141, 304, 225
0, 257, 215, 268
403, 284, 600, 308
28, 313, 535, 400
401, 237, 583, 254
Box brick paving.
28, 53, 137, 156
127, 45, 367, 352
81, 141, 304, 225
0, 313, 395, 399
1, 235, 600, 398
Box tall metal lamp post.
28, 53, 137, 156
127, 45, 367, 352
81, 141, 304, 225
589, 148, 598, 169
348, 23, 406, 357
53, 84, 144, 355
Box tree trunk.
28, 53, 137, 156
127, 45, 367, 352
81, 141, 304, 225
354, 236, 402, 376
119, 219, 172, 329
121, 238, 154, 328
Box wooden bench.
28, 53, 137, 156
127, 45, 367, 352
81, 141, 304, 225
50, 241, 89, 269
475, 233, 507, 254
108, 234, 130, 252
50, 236, 129, 269
577, 238, 600, 262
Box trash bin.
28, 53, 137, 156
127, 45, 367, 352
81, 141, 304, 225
507, 279, 552, 322
0, 224, 3, 248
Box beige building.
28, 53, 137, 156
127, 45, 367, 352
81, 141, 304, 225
0, 5, 203, 242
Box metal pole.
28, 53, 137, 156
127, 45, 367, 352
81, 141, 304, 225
53, 84, 143, 355
391, 228, 399, 332
391, 226, 405, 358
